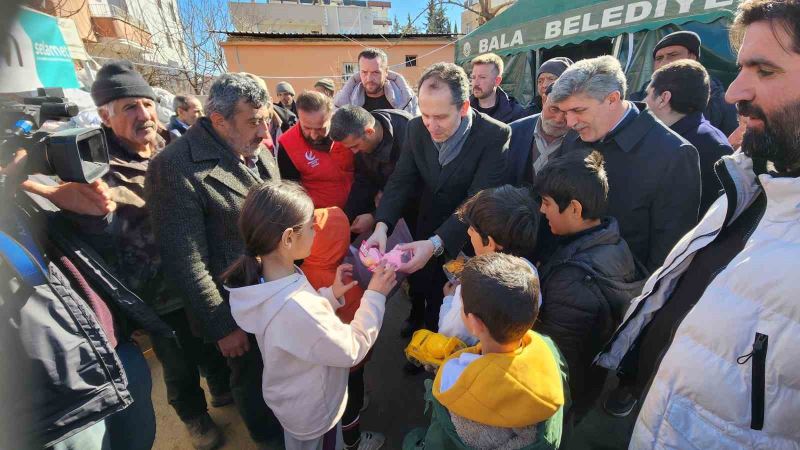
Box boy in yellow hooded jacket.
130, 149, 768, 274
404, 253, 568, 450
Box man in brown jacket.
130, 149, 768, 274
145, 73, 282, 448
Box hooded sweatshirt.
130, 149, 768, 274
301, 207, 365, 323
227, 269, 386, 440
433, 330, 564, 431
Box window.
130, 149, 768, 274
405, 55, 417, 67
342, 62, 357, 82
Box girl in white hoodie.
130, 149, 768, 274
223, 181, 396, 450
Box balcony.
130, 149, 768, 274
89, 3, 152, 51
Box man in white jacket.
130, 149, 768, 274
334, 48, 419, 115
594, 1, 800, 448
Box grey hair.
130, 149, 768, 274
330, 105, 375, 141
173, 94, 198, 112
97, 99, 118, 118
418, 62, 470, 106
206, 73, 269, 120
548, 55, 627, 104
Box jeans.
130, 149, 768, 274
150, 309, 231, 422
51, 341, 156, 450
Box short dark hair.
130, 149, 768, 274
358, 47, 389, 68
173, 94, 197, 113
731, 0, 800, 54
461, 253, 539, 344
457, 185, 539, 257
418, 62, 470, 106
534, 150, 608, 220
296, 90, 333, 115
330, 105, 375, 141
650, 60, 710, 114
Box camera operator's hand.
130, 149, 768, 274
0, 149, 28, 181
22, 179, 116, 216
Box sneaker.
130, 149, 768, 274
400, 318, 423, 338
347, 431, 385, 450
210, 391, 234, 408
184, 413, 224, 450
603, 386, 638, 417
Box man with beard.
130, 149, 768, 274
277, 91, 354, 209
506, 86, 570, 187
594, 1, 800, 448
469, 53, 529, 123
146, 73, 283, 449
335, 47, 419, 115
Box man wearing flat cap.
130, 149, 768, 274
314, 78, 336, 98
274, 80, 298, 115
630, 30, 738, 135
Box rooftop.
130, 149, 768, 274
221, 31, 458, 40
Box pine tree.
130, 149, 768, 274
392, 15, 401, 33
452, 22, 459, 35
403, 13, 418, 34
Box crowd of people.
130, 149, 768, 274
5, 0, 800, 449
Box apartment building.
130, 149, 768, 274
229, 0, 392, 34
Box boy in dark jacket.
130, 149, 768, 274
534, 150, 647, 421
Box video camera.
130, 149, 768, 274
1, 87, 109, 184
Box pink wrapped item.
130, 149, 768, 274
359, 241, 412, 272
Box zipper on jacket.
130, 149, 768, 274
737, 332, 768, 430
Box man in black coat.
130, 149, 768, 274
550, 55, 701, 272
365, 62, 509, 331
629, 30, 739, 135
146, 74, 283, 447
644, 59, 733, 217
469, 52, 529, 124
507, 90, 570, 187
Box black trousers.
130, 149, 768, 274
150, 309, 231, 422
407, 256, 448, 331
227, 334, 283, 444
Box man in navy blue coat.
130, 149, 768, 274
645, 59, 733, 218
550, 56, 700, 272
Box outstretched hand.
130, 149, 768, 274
332, 264, 359, 299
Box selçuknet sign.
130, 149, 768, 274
459, 0, 735, 60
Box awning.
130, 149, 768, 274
456, 0, 739, 64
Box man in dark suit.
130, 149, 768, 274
644, 59, 733, 218
145, 73, 282, 448
365, 62, 509, 331
550, 55, 700, 272
628, 30, 739, 136
507, 90, 570, 187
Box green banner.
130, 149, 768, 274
457, 0, 737, 63
1, 7, 80, 92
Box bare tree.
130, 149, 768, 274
440, 0, 508, 26
142, 0, 232, 95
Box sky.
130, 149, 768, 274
390, 1, 464, 32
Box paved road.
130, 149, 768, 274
149, 289, 431, 450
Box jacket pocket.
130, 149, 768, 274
737, 332, 768, 431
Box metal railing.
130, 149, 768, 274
89, 3, 150, 32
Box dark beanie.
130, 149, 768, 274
653, 31, 701, 60
91, 60, 156, 107
538, 57, 574, 79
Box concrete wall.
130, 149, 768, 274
222, 37, 454, 95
